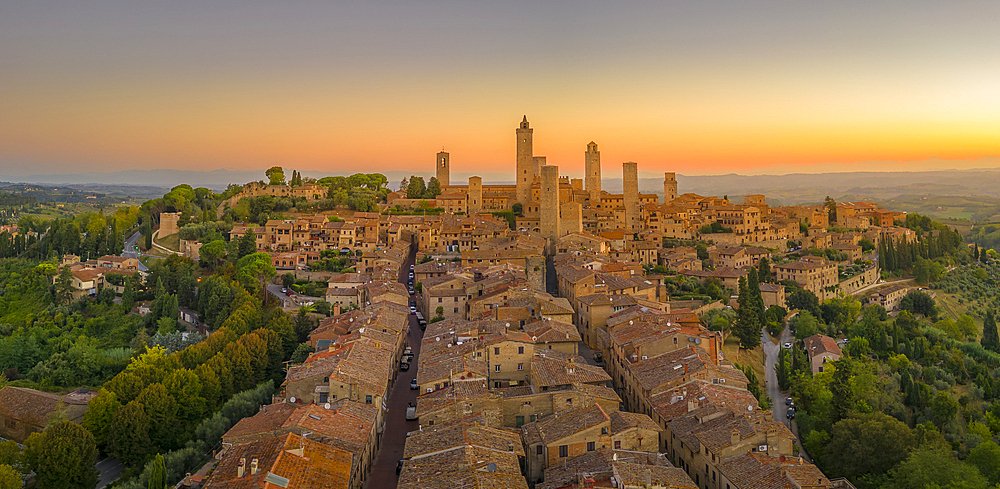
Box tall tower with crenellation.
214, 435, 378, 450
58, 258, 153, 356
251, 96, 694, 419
623, 162, 639, 232
540, 165, 561, 247
585, 142, 601, 204
436, 151, 450, 186
663, 172, 677, 203
516, 116, 533, 204
468, 176, 483, 215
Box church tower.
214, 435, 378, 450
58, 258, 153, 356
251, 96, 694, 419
436, 151, 450, 186
515, 116, 533, 204
585, 142, 601, 204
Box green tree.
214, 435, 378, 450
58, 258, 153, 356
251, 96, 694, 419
294, 306, 316, 343
424, 177, 442, 199
787, 289, 821, 317
406, 176, 426, 199
237, 252, 277, 302
929, 391, 958, 428
435, 306, 444, 319
82, 388, 120, 448
733, 276, 762, 350
968, 440, 1000, 486
824, 196, 837, 223
23, 421, 99, 489
757, 257, 771, 283
792, 310, 821, 340
148, 453, 167, 489
122, 275, 136, 311
982, 310, 999, 353
108, 401, 152, 467
199, 239, 226, 269
265, 166, 285, 185
824, 412, 916, 482
829, 356, 861, 422
55, 265, 74, 305
888, 447, 987, 489
238, 230, 257, 258
0, 465, 19, 489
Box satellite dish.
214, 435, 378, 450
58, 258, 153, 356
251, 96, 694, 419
487, 463, 498, 473
324, 403, 331, 410
290, 397, 297, 403
747, 405, 753, 411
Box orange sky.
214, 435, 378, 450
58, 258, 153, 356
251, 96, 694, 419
1, 2, 998, 178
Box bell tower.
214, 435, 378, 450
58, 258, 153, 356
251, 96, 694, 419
436, 151, 450, 186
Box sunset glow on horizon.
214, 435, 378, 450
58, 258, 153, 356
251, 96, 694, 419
2, 1, 998, 178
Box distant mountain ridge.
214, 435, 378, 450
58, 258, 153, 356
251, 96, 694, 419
5, 167, 1000, 206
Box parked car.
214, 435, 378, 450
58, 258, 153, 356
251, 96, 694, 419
410, 379, 418, 390
782, 342, 792, 349
406, 404, 416, 420
786, 408, 795, 419
785, 397, 793, 406
400, 361, 410, 371
410, 305, 417, 314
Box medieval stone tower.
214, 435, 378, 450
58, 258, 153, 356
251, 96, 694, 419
533, 156, 546, 180
585, 142, 601, 204
664, 172, 677, 203
623, 162, 639, 232
436, 151, 450, 186
516, 116, 534, 204
540, 165, 561, 246
468, 176, 483, 215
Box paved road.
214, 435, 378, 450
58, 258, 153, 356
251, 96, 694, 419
365, 243, 420, 489
762, 324, 793, 424
122, 231, 149, 272
266, 283, 322, 309
96, 457, 125, 489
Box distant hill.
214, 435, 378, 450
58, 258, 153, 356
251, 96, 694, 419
7, 167, 1000, 221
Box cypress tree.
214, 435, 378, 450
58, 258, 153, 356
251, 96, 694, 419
983, 310, 999, 353
758, 257, 771, 283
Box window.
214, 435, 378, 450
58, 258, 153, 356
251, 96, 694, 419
601, 427, 608, 434
587, 441, 595, 451
454, 307, 458, 313
517, 363, 523, 370
530, 414, 537, 422
495, 365, 501, 372
494, 347, 500, 355
516, 416, 524, 427
454, 296, 458, 302
365, 395, 372, 405
614, 440, 621, 449
518, 346, 524, 354
559, 445, 568, 458
536, 445, 543, 455
319, 393, 328, 403
438, 297, 442, 303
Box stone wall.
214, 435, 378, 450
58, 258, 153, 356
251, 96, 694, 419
159, 212, 181, 236
840, 266, 880, 295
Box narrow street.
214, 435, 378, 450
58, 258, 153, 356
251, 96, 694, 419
365, 244, 421, 489
761, 324, 792, 423
762, 321, 811, 461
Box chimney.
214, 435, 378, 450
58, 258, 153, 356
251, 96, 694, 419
250, 458, 259, 475
237, 458, 246, 478
333, 304, 341, 316
731, 429, 740, 445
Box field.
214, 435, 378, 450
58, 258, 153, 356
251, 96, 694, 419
154, 232, 181, 252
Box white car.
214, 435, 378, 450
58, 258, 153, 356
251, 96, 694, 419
782, 342, 792, 349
